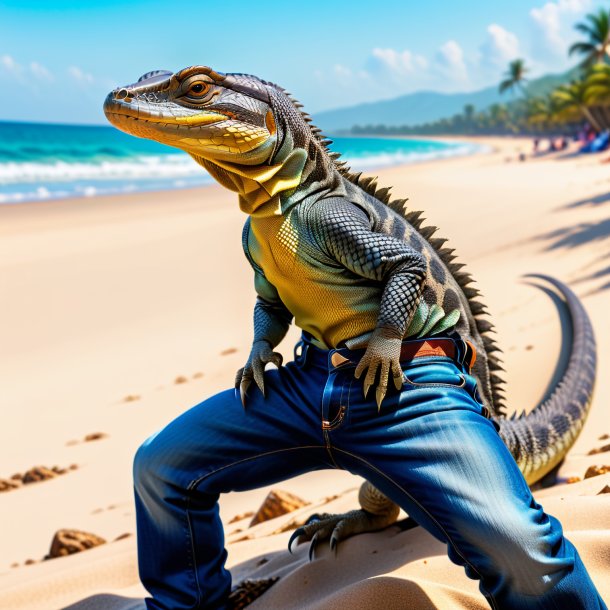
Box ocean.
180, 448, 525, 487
0, 121, 482, 204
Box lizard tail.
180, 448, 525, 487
496, 274, 597, 485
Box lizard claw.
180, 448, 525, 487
308, 532, 319, 562
393, 372, 404, 391
363, 379, 372, 399
252, 361, 266, 398
288, 527, 305, 554
287, 508, 400, 558
329, 533, 338, 555
375, 385, 387, 411
239, 378, 250, 409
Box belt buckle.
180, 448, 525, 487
330, 352, 351, 369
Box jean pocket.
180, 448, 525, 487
401, 361, 466, 389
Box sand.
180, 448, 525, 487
1, 136, 609, 609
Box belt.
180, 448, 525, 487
329, 337, 477, 370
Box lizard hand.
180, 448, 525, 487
354, 327, 404, 410
235, 340, 283, 408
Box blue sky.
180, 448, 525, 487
0, 0, 601, 124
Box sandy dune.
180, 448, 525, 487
1, 136, 609, 608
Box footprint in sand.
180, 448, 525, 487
588, 443, 610, 455
113, 533, 133, 541
68, 433, 108, 444
84, 432, 108, 442
1, 465, 78, 493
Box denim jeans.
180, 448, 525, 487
133, 334, 606, 610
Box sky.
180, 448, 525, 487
0, 0, 603, 124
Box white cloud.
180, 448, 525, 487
480, 24, 522, 68
0, 55, 55, 89
68, 65, 94, 84
308, 1, 593, 111
435, 40, 468, 82
30, 61, 53, 81
1, 54, 23, 76
333, 64, 352, 77
530, 0, 591, 57
368, 48, 428, 78
332, 64, 353, 87
334, 64, 351, 76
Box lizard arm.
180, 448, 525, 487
252, 272, 293, 348
311, 198, 427, 407
236, 272, 293, 406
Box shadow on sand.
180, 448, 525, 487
535, 217, 610, 251
552, 150, 584, 161
532, 190, 610, 292
62, 594, 145, 610
229, 520, 444, 608
560, 191, 610, 210
575, 262, 610, 294
522, 279, 573, 408
59, 522, 443, 610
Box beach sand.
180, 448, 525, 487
1, 136, 609, 609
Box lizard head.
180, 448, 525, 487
104, 66, 279, 166
104, 66, 340, 214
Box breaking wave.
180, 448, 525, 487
0, 121, 486, 204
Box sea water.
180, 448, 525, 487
0, 121, 481, 204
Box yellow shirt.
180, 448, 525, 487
244, 209, 381, 349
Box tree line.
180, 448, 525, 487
350, 7, 610, 137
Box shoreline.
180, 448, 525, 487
0, 134, 493, 207
2, 134, 608, 609
0, 136, 508, 227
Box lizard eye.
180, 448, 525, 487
187, 81, 210, 97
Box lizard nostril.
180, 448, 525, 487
115, 88, 132, 102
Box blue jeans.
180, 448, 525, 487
133, 335, 606, 610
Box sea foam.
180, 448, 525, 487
0, 121, 486, 204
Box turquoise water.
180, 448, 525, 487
0, 121, 481, 203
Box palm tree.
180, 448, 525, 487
487, 103, 510, 132
461, 104, 475, 132
553, 80, 603, 131
569, 8, 610, 68
499, 59, 529, 96
583, 64, 610, 128
523, 95, 560, 130
584, 63, 610, 103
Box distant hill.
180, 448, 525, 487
314, 69, 577, 133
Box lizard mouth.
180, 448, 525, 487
103, 94, 228, 129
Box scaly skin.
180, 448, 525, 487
104, 66, 597, 576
